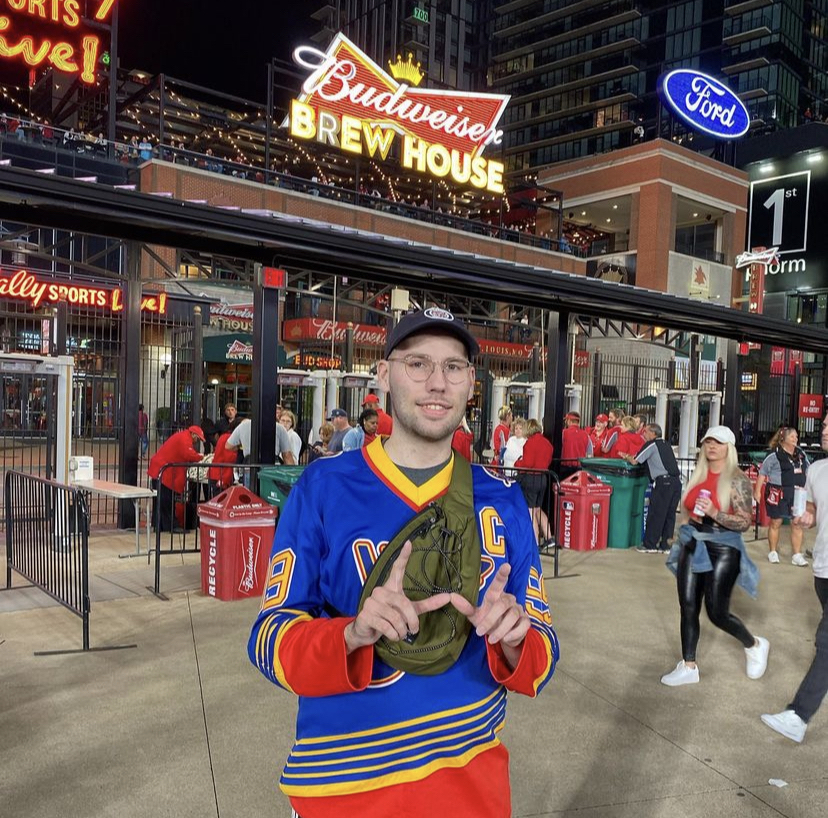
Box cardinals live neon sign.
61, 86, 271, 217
288, 33, 510, 194
0, 1, 117, 85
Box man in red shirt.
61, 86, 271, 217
561, 411, 592, 477
148, 425, 205, 531
362, 393, 393, 436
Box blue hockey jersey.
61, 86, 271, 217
248, 437, 559, 801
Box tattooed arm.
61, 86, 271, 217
710, 472, 753, 532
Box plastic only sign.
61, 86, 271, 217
659, 69, 749, 140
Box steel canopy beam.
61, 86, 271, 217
0, 166, 827, 353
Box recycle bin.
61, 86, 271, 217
580, 457, 649, 549
197, 485, 277, 601
257, 466, 305, 512
554, 471, 612, 551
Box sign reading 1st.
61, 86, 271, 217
748, 171, 809, 255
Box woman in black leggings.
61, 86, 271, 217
662, 426, 769, 686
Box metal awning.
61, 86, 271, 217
0, 166, 826, 353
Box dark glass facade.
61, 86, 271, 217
488, 0, 828, 173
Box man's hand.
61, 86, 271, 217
794, 510, 814, 528
344, 540, 450, 654
450, 564, 530, 670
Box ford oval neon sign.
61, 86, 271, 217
659, 69, 750, 140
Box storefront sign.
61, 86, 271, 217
210, 303, 254, 332
799, 394, 824, 419
296, 351, 342, 370
0, 268, 167, 314
284, 318, 387, 347
659, 70, 749, 139
289, 33, 509, 193
226, 339, 252, 361
0, 0, 116, 85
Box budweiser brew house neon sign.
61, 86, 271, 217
289, 33, 510, 194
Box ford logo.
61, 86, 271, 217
659, 69, 750, 140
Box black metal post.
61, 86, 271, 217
790, 360, 802, 428
192, 306, 204, 425
251, 264, 280, 467
118, 244, 142, 528
345, 322, 355, 372
107, 1, 119, 153
265, 62, 273, 173
544, 309, 569, 457
592, 350, 603, 419
723, 339, 741, 433
530, 343, 540, 382
689, 335, 699, 390
54, 299, 68, 356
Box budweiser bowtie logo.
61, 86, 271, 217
238, 532, 260, 594
226, 339, 253, 361
291, 34, 509, 159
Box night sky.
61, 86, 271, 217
119, 2, 317, 103
0, 2, 318, 106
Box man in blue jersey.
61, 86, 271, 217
249, 308, 558, 818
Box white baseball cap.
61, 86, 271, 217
702, 425, 735, 445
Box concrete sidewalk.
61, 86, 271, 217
1, 530, 825, 817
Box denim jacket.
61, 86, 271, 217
666, 523, 760, 599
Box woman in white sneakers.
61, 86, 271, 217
661, 426, 769, 686
754, 426, 809, 567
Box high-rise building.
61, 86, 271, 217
489, 0, 828, 174
309, 0, 490, 91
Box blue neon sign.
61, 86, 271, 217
659, 69, 750, 140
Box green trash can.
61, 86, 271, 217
580, 458, 649, 549
257, 466, 305, 514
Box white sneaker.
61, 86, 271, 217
768, 551, 780, 564
745, 636, 770, 679
761, 710, 807, 743
661, 660, 699, 686
792, 553, 809, 567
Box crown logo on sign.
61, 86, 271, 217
388, 53, 424, 86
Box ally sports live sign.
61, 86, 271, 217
288, 33, 509, 194
658, 70, 749, 140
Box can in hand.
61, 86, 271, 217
693, 489, 712, 518
792, 486, 807, 518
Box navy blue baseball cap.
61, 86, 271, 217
327, 408, 348, 420
385, 308, 479, 358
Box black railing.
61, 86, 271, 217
4, 470, 91, 650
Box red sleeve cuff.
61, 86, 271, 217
485, 628, 549, 697
278, 616, 374, 696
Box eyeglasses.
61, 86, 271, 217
387, 354, 473, 384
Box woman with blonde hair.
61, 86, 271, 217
661, 426, 768, 687
515, 418, 554, 546
502, 416, 528, 477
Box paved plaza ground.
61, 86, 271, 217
1, 528, 826, 818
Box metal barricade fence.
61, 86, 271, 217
4, 470, 92, 651
152, 461, 271, 597
485, 463, 562, 578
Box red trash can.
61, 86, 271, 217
555, 471, 612, 551
197, 485, 277, 600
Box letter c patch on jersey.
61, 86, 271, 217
478, 506, 506, 557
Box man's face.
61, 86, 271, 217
364, 415, 379, 435
226, 406, 237, 420
377, 332, 474, 444
642, 427, 657, 442
821, 413, 828, 451
595, 420, 606, 432
333, 415, 349, 430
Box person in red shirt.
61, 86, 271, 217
516, 418, 555, 545
362, 393, 393, 436
491, 405, 512, 465
589, 413, 610, 454
614, 416, 644, 459
208, 420, 242, 497
451, 416, 474, 461
148, 425, 205, 531
561, 411, 592, 477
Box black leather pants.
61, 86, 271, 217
676, 540, 754, 662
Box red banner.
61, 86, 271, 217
799, 394, 824, 419
574, 350, 590, 368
